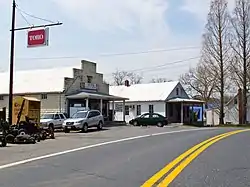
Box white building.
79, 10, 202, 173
0, 60, 126, 121
224, 93, 250, 124
110, 81, 204, 124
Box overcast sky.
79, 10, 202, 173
0, 0, 235, 83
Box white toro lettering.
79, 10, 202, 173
29, 34, 44, 41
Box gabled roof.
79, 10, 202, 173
0, 66, 77, 94
109, 81, 179, 102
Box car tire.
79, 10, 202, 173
82, 123, 88, 133
1, 138, 7, 147
49, 123, 54, 131
18, 128, 28, 135
97, 121, 103, 130
133, 121, 138, 126
64, 128, 70, 133
157, 122, 164, 127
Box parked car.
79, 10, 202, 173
129, 113, 168, 127
62, 110, 104, 133
40, 113, 67, 130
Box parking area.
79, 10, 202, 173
0, 125, 194, 166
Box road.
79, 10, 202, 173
0, 127, 249, 187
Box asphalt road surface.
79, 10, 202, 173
0, 127, 249, 187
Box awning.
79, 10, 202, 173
167, 98, 205, 103
66, 91, 129, 101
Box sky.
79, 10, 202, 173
0, 0, 235, 83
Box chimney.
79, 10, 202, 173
125, 80, 130, 87
238, 88, 243, 124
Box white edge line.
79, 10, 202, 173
0, 127, 216, 170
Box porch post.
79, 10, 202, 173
122, 100, 126, 122
112, 100, 115, 121
86, 98, 89, 110
106, 102, 109, 119
100, 99, 103, 114
181, 102, 184, 124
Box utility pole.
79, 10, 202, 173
7, 0, 62, 125
8, 0, 16, 125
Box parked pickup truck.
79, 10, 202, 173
40, 113, 67, 129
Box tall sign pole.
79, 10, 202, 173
8, 0, 16, 125
7, 1, 62, 125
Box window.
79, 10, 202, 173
87, 76, 93, 83
59, 114, 65, 119
176, 88, 179, 96
79, 75, 83, 81
141, 114, 150, 118
125, 106, 129, 115
93, 111, 101, 117
149, 105, 154, 114
136, 105, 141, 116
0, 95, 4, 100
72, 111, 88, 118
54, 114, 60, 119
41, 94, 47, 100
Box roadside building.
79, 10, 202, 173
0, 60, 127, 121
109, 81, 204, 124
224, 89, 250, 124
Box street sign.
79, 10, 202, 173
27, 28, 49, 48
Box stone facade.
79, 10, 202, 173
64, 60, 109, 95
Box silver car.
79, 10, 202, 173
62, 110, 104, 133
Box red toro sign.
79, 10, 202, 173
27, 28, 49, 48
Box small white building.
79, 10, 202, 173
225, 93, 250, 124
110, 81, 204, 124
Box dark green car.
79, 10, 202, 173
129, 113, 168, 127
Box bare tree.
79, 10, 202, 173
151, 78, 172, 83
127, 72, 143, 85
112, 70, 143, 85
230, 0, 250, 124
180, 61, 217, 104
202, 0, 231, 124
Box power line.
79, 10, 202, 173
132, 56, 200, 73
16, 6, 32, 26
16, 6, 57, 24
105, 56, 200, 76
16, 45, 201, 61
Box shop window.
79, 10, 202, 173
149, 105, 154, 114
87, 76, 93, 83
0, 95, 4, 100
41, 94, 47, 100
125, 106, 129, 115
136, 105, 141, 116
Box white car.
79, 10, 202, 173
40, 113, 67, 129
62, 110, 104, 133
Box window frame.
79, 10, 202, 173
41, 94, 48, 100
136, 105, 141, 116
125, 106, 129, 115
149, 105, 154, 114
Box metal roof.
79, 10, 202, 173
66, 91, 128, 100
0, 66, 77, 94
109, 81, 179, 102
167, 98, 205, 103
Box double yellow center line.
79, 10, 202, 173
141, 129, 250, 187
